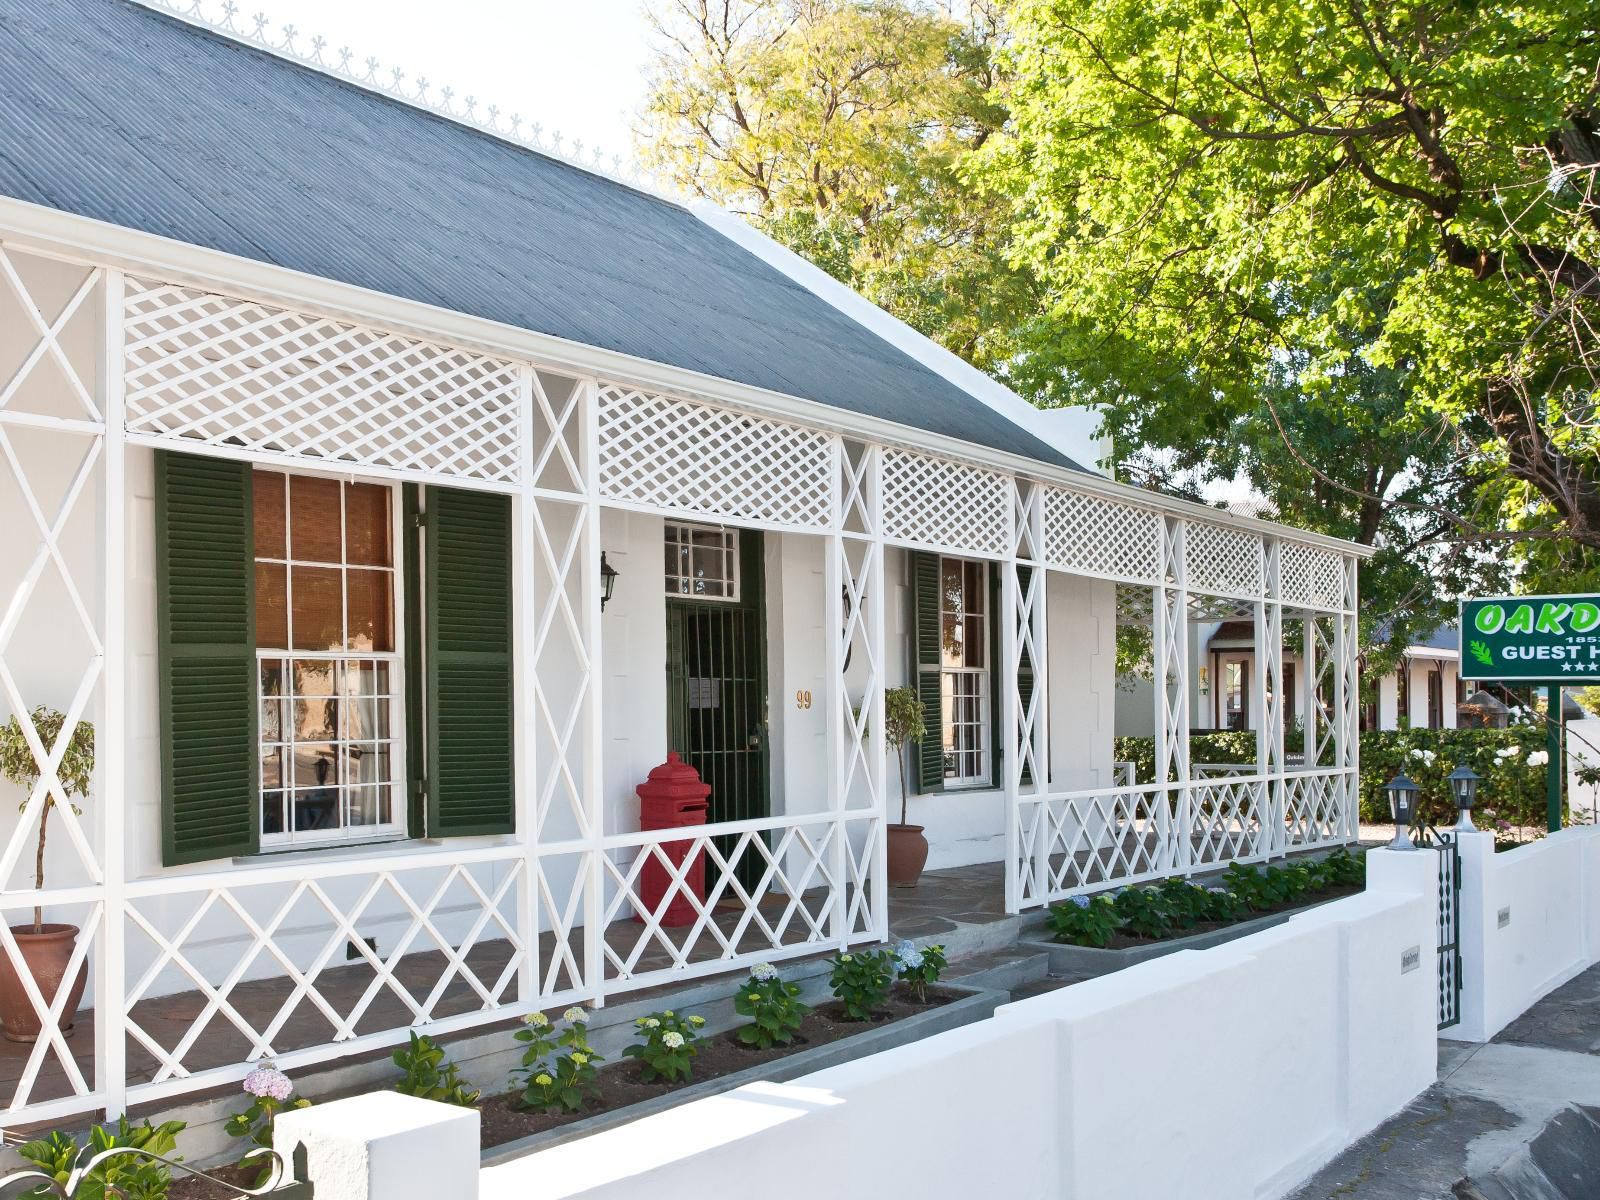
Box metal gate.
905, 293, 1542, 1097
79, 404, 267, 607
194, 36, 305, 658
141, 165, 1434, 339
1419, 825, 1462, 1029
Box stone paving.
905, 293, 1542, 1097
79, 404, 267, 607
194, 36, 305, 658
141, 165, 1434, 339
1289, 964, 1600, 1199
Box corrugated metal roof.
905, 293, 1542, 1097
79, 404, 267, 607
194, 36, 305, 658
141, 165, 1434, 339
0, 0, 1080, 470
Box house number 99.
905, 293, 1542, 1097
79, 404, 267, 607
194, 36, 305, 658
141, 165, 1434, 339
795, 690, 812, 710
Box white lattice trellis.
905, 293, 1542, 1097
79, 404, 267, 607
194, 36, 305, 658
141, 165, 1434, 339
122, 278, 522, 485
1184, 521, 1264, 599
1282, 541, 1346, 611
595, 383, 833, 527
880, 447, 1010, 556
1042, 484, 1163, 584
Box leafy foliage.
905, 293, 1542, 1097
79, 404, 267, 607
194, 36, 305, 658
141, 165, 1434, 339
17, 1118, 186, 1200
1045, 894, 1121, 947
224, 1072, 309, 1189
892, 940, 947, 1004
884, 685, 927, 824
392, 1031, 480, 1107
827, 949, 895, 1021
734, 965, 810, 1048
1046, 849, 1365, 946
0, 706, 93, 925
984, 0, 1600, 593
622, 1010, 707, 1083
513, 1009, 602, 1113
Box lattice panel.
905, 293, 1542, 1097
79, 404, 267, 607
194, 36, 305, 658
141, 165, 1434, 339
1189, 778, 1266, 866
881, 448, 1010, 556
123, 278, 522, 484
596, 383, 832, 527
1016, 789, 1171, 904
1184, 521, 1264, 599
598, 817, 842, 987
122, 855, 526, 1089
1281, 542, 1346, 611
1284, 772, 1344, 847
1042, 485, 1163, 583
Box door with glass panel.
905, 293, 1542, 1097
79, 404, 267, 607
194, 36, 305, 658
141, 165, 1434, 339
664, 522, 770, 893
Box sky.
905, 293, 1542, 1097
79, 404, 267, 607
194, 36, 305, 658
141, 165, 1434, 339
227, 0, 657, 169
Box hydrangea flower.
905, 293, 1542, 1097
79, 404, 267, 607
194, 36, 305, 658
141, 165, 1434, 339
1069, 895, 1091, 909
644, 1017, 660, 1028
750, 962, 777, 981
897, 948, 925, 971
662, 1031, 685, 1049
523, 1011, 549, 1028
688, 1015, 706, 1026
563, 1006, 589, 1024
1528, 750, 1550, 767
242, 1063, 294, 1102
571, 1052, 588, 1066
747, 992, 762, 1002
534, 1073, 553, 1087
839, 953, 853, 963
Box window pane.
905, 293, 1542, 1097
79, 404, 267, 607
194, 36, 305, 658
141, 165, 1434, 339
345, 483, 392, 567
292, 659, 335, 697
260, 747, 282, 791
346, 569, 393, 652
260, 698, 283, 744
261, 790, 285, 836
965, 562, 985, 613
255, 563, 288, 649
290, 566, 343, 651
290, 475, 342, 563
288, 742, 337, 788
292, 788, 338, 832
941, 561, 964, 619
347, 784, 383, 827
253, 471, 286, 559
964, 616, 985, 668
293, 696, 338, 744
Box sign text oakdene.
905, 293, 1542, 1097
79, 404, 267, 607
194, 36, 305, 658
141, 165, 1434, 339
1459, 595, 1600, 682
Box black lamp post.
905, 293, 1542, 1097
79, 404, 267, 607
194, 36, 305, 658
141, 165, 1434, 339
600, 552, 619, 611
1385, 773, 1419, 850
1448, 764, 1482, 831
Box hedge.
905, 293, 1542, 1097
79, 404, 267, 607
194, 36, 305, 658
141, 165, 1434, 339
1113, 727, 1554, 831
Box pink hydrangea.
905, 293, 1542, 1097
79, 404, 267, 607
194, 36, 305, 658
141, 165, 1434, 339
242, 1063, 295, 1102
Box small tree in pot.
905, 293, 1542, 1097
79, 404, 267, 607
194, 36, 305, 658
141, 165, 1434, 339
0, 706, 93, 1041
881, 687, 929, 887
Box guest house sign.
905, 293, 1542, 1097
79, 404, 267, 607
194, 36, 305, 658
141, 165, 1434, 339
1459, 595, 1600, 682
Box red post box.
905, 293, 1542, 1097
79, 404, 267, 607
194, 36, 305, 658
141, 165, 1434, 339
635, 753, 711, 927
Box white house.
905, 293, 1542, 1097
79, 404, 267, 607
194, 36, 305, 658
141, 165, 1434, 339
0, 0, 1365, 1133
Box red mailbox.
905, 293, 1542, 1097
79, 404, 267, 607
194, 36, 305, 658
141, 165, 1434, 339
635, 753, 711, 927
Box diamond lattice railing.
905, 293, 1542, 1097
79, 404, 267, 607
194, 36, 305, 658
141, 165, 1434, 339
596, 383, 833, 527
123, 278, 523, 485
1184, 521, 1264, 600
120, 852, 525, 1091
1284, 771, 1346, 847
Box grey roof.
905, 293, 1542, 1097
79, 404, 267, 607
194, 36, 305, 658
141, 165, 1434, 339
0, 0, 1079, 470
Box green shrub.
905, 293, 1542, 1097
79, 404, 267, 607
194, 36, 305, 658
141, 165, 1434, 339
734, 963, 809, 1048
224, 1063, 310, 1187
19, 1117, 186, 1200
1112, 886, 1173, 939
622, 1010, 706, 1083
512, 1007, 601, 1113
392, 1031, 480, 1107
1046, 894, 1122, 946
1157, 875, 1211, 930
892, 941, 947, 1003
828, 949, 895, 1020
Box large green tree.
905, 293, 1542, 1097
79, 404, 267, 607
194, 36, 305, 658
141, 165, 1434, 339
980, 0, 1600, 597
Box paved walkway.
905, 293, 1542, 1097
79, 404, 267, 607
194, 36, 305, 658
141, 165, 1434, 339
1290, 964, 1600, 1199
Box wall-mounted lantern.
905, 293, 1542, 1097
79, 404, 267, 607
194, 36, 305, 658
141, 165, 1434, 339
1385, 773, 1419, 850
1448, 764, 1482, 831
600, 552, 619, 611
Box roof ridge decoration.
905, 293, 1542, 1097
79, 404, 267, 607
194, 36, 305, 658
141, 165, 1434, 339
133, 0, 671, 199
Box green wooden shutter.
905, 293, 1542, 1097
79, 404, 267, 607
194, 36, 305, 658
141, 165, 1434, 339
156, 451, 259, 865
424, 486, 515, 836
910, 550, 945, 794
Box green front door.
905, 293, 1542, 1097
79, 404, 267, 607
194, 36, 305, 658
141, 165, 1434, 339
666, 528, 770, 893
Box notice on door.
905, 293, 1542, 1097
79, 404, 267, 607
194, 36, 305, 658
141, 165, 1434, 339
689, 677, 721, 709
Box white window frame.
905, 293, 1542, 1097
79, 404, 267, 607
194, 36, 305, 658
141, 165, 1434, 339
255, 466, 407, 851
664, 521, 741, 602
939, 556, 991, 786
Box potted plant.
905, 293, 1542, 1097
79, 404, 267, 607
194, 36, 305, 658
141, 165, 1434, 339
0, 706, 93, 1042
881, 686, 929, 887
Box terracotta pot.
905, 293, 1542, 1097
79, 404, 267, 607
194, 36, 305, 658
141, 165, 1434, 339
0, 924, 87, 1043
885, 823, 929, 888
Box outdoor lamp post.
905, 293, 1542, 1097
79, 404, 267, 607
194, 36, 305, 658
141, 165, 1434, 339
600, 552, 619, 611
1385, 773, 1419, 850
1447, 764, 1482, 832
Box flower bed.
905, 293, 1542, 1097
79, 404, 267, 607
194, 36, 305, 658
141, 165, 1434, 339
1040, 848, 1367, 953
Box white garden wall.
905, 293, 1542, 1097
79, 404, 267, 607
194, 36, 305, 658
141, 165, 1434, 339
477, 850, 1437, 1200
1451, 825, 1600, 1043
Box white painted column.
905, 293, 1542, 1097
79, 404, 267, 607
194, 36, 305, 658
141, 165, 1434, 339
1260, 540, 1285, 858
1155, 519, 1190, 872
580, 379, 605, 1004
513, 364, 538, 1010
97, 268, 127, 1118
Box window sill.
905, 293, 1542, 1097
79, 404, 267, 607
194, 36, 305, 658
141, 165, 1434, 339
238, 833, 412, 865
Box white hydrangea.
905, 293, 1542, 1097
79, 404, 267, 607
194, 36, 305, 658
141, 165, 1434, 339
662, 1031, 685, 1049
1527, 750, 1550, 767
563, 1006, 589, 1024
750, 963, 777, 982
